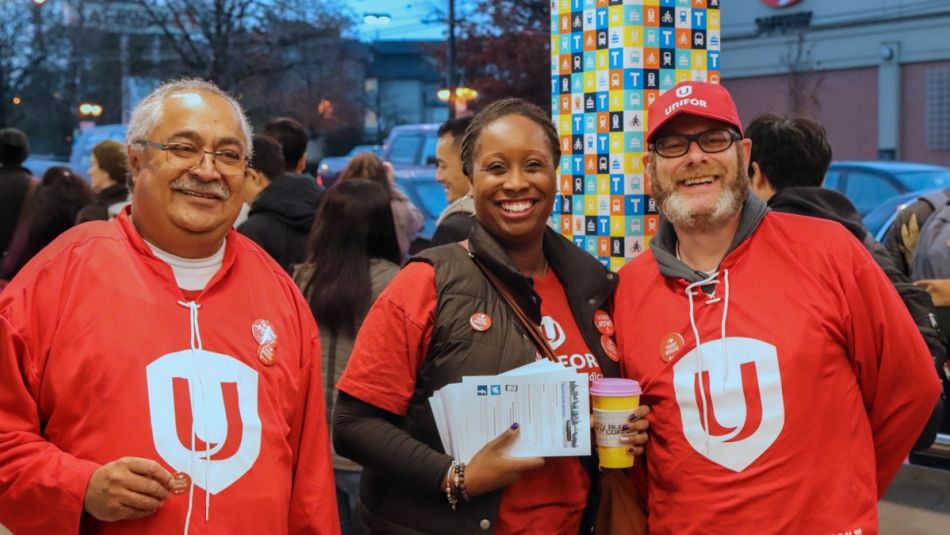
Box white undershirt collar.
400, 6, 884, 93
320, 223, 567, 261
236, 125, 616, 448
145, 239, 226, 291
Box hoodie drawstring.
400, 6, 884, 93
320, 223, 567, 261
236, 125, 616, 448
684, 269, 731, 454
177, 300, 212, 533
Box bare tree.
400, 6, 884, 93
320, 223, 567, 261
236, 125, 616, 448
782, 32, 824, 115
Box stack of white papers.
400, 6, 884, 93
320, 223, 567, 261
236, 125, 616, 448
429, 360, 591, 463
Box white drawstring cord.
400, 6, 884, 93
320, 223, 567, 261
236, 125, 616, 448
685, 272, 718, 454
720, 270, 731, 387
177, 300, 212, 533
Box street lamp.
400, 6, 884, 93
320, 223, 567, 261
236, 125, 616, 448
437, 87, 477, 116
79, 102, 103, 117
364, 13, 392, 143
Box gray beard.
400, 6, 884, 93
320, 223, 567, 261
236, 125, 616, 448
651, 153, 749, 233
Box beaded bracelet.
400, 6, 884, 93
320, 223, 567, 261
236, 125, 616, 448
445, 461, 459, 510
457, 462, 470, 502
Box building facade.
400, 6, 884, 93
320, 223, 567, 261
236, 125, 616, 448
721, 0, 950, 166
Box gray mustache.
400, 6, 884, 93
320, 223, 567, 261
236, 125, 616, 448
169, 177, 231, 200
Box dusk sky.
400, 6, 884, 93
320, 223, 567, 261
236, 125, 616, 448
344, 0, 447, 41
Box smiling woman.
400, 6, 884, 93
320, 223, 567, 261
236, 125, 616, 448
331, 98, 651, 534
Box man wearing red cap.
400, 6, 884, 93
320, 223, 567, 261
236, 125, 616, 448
613, 81, 939, 533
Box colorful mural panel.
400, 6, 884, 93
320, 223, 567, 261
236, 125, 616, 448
550, 0, 721, 270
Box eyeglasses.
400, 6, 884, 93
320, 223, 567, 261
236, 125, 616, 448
650, 128, 740, 158
136, 140, 248, 177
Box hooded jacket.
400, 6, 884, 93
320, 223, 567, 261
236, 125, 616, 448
0, 210, 339, 534
238, 174, 324, 273
614, 196, 940, 534
768, 187, 946, 448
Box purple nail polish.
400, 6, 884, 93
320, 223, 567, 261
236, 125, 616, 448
511, 422, 520, 430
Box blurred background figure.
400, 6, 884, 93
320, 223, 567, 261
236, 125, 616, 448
431, 116, 475, 246
0, 128, 36, 261
238, 134, 321, 273
338, 152, 422, 262
75, 140, 130, 224
1, 166, 93, 281
746, 112, 947, 446
292, 179, 401, 535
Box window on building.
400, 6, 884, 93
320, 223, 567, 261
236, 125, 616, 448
926, 67, 950, 150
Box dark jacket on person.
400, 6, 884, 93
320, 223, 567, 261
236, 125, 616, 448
237, 174, 323, 273
335, 222, 619, 535
0, 165, 34, 256
75, 183, 130, 224
768, 186, 946, 448
431, 195, 476, 247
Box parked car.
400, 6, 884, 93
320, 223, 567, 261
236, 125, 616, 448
863, 187, 947, 242
22, 124, 127, 182
315, 144, 381, 187
824, 161, 950, 217
380, 124, 445, 241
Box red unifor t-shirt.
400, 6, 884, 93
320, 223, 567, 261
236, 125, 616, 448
337, 260, 603, 535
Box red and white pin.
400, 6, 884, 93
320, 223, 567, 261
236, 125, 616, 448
593, 310, 615, 336
470, 312, 492, 332
170, 472, 191, 495
252, 319, 277, 345
601, 334, 619, 362
659, 332, 685, 363
258, 342, 277, 366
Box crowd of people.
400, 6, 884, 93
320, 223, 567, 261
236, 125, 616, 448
0, 76, 945, 535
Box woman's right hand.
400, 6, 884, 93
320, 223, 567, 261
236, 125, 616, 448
461, 424, 545, 498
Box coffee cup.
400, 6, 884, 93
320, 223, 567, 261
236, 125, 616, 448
591, 378, 642, 469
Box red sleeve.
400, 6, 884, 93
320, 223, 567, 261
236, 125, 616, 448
845, 258, 942, 498
336, 262, 436, 416
288, 294, 341, 535
0, 293, 100, 533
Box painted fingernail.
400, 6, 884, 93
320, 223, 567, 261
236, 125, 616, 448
622, 424, 630, 431
511, 422, 520, 430
628, 414, 639, 422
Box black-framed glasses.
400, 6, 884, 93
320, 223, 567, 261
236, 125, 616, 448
649, 128, 740, 158
136, 140, 248, 176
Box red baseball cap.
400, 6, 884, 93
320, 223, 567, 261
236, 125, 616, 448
646, 81, 743, 145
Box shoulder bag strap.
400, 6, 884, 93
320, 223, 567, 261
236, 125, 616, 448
470, 255, 558, 363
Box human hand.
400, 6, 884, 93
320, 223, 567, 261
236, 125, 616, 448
915, 279, 950, 306
463, 424, 545, 497
899, 214, 921, 266
619, 405, 651, 456
383, 161, 395, 185
83, 457, 175, 521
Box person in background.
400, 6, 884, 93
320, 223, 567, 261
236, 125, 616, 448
76, 140, 131, 223
613, 81, 940, 533
431, 116, 475, 246
338, 152, 423, 262
238, 134, 321, 273
333, 98, 649, 534
293, 179, 402, 534
0, 79, 339, 534
746, 112, 946, 448
1, 166, 93, 280
0, 127, 36, 259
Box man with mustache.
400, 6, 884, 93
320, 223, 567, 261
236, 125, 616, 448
612, 81, 939, 533
0, 79, 339, 534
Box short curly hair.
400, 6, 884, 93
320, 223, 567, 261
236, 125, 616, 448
459, 98, 561, 180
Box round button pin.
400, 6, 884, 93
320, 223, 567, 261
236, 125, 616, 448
252, 319, 277, 345
601, 334, 619, 362
170, 472, 191, 495
258, 341, 277, 366
659, 332, 685, 363
470, 312, 492, 332
593, 310, 615, 336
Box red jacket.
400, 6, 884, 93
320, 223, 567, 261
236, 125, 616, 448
614, 210, 940, 534
0, 211, 339, 534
